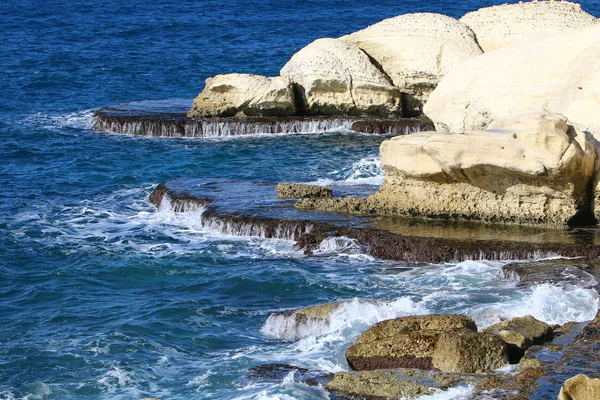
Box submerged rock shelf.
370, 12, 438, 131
150, 179, 600, 263
93, 99, 434, 138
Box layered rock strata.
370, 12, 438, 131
280, 38, 402, 117
341, 13, 482, 116
460, 1, 597, 52
188, 74, 296, 118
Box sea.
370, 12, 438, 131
2, 1, 600, 399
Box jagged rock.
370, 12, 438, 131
483, 316, 553, 363
432, 329, 509, 373
280, 38, 402, 117
188, 74, 296, 118
500, 259, 600, 289
275, 183, 332, 199
460, 1, 597, 52
345, 314, 476, 371
424, 24, 600, 132
375, 111, 596, 226
558, 374, 600, 400
325, 369, 476, 400
261, 302, 342, 341
341, 13, 482, 116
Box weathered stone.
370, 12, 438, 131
346, 314, 476, 371
188, 74, 295, 118
460, 1, 597, 52
558, 374, 600, 400
275, 183, 332, 199
483, 315, 553, 363
500, 259, 600, 289
375, 111, 596, 226
424, 24, 600, 132
280, 38, 402, 117
261, 302, 342, 341
341, 13, 482, 117
432, 329, 509, 373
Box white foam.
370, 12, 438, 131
470, 283, 600, 328
311, 155, 384, 186
23, 109, 96, 131
261, 297, 428, 341
418, 384, 475, 400
185, 371, 214, 390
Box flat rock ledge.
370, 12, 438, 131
93, 101, 434, 138
275, 183, 332, 199
150, 182, 600, 262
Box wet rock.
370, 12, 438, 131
558, 374, 600, 400
275, 183, 333, 199
346, 314, 476, 371
326, 370, 434, 399
500, 258, 600, 289
432, 329, 509, 373
248, 363, 309, 380
483, 315, 553, 363
261, 302, 342, 340
475, 367, 544, 400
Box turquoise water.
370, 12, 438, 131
2, 1, 600, 399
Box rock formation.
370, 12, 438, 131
280, 38, 402, 117
460, 1, 597, 52
424, 24, 600, 133
188, 73, 296, 118
275, 183, 332, 199
558, 374, 600, 400
375, 111, 596, 226
341, 13, 482, 116
345, 314, 477, 371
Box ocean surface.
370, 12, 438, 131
2, 1, 600, 399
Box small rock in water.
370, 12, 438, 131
276, 183, 333, 199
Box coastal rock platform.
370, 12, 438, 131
93, 99, 433, 138
149, 178, 600, 263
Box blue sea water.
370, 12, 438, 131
2, 1, 600, 399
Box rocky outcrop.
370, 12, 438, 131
341, 13, 482, 116
374, 111, 597, 226
345, 314, 476, 371
500, 258, 600, 289
558, 374, 600, 400
432, 329, 509, 373
424, 24, 600, 133
483, 316, 553, 363
275, 183, 332, 199
187, 74, 295, 118
261, 302, 342, 340
460, 1, 597, 52
280, 38, 402, 117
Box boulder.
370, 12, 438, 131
375, 111, 596, 226
275, 183, 332, 199
432, 329, 509, 373
280, 38, 402, 117
341, 13, 482, 116
345, 314, 476, 371
558, 374, 600, 400
483, 315, 553, 363
424, 24, 600, 133
261, 302, 342, 341
460, 1, 597, 52
188, 74, 295, 118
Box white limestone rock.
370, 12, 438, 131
341, 13, 482, 116
188, 73, 295, 118
424, 24, 600, 133
375, 111, 596, 226
460, 1, 597, 52
280, 38, 401, 117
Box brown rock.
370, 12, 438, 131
346, 314, 476, 371
558, 374, 600, 400
276, 183, 333, 199
432, 329, 509, 373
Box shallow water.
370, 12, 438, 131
2, 0, 600, 399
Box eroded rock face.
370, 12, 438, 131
345, 314, 476, 371
341, 13, 482, 116
460, 1, 597, 52
432, 329, 509, 373
424, 24, 600, 133
483, 316, 553, 363
188, 74, 296, 118
261, 302, 342, 341
375, 111, 596, 226
275, 183, 332, 199
558, 374, 600, 400
280, 38, 402, 117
